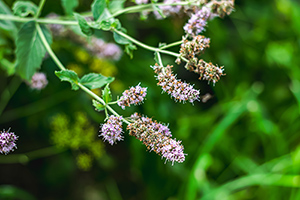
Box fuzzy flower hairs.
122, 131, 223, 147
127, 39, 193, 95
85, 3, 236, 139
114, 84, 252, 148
0, 129, 18, 155
152, 64, 200, 103
98, 113, 186, 165
117, 84, 147, 109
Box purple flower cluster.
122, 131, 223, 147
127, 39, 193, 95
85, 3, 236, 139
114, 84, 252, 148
117, 84, 147, 109
30, 72, 48, 90
179, 35, 210, 60
183, 7, 211, 38
87, 38, 122, 61
128, 113, 185, 165
135, 0, 148, 4
151, 64, 200, 103
99, 115, 123, 145
0, 129, 18, 155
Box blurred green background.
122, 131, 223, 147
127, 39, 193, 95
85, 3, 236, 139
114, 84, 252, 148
1, 0, 300, 199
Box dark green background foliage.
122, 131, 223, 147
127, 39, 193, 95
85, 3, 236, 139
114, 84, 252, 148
1, 0, 300, 199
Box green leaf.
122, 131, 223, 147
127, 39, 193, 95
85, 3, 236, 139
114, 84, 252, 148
108, 0, 125, 14
61, 0, 79, 15
74, 13, 94, 36
0, 0, 18, 39
92, 0, 106, 21
55, 70, 80, 90
113, 31, 130, 45
15, 21, 52, 80
0, 58, 15, 76
102, 84, 112, 103
92, 99, 105, 111
97, 8, 113, 22
12, 1, 38, 17
79, 73, 114, 89
125, 43, 137, 59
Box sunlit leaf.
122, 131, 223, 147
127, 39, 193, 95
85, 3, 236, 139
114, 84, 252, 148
113, 31, 130, 45
92, 99, 105, 111
55, 70, 79, 90
125, 43, 137, 59
0, 0, 18, 39
12, 1, 38, 17
79, 73, 114, 89
74, 13, 94, 36
15, 21, 52, 80
92, 0, 106, 21
102, 84, 112, 103
108, 0, 125, 14
61, 0, 78, 15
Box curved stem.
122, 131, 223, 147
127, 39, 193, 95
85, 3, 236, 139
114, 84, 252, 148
0, 14, 78, 25
156, 52, 164, 67
159, 40, 182, 50
111, 1, 199, 18
36, 23, 130, 125
113, 29, 180, 58
35, 0, 47, 18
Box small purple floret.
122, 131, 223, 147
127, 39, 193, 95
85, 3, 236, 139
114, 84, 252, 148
0, 129, 18, 155
118, 84, 147, 109
99, 115, 123, 145
184, 7, 211, 38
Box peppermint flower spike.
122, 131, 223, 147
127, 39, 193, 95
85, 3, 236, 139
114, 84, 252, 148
184, 6, 211, 38
117, 83, 147, 109
99, 115, 124, 145
128, 113, 185, 165
0, 128, 18, 155
152, 64, 200, 103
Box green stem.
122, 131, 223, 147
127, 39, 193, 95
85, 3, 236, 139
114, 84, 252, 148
35, 0, 47, 18
0, 146, 66, 164
111, 1, 199, 18
0, 76, 22, 116
156, 52, 164, 67
113, 29, 180, 58
159, 40, 182, 50
36, 23, 130, 125
0, 14, 78, 25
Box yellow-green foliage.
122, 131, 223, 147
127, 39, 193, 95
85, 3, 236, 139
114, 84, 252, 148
76, 153, 93, 171
50, 112, 104, 170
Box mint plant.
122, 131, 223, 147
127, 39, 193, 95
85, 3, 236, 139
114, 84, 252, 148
0, 0, 234, 165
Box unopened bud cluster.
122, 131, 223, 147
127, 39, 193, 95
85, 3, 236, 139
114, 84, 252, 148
130, 113, 172, 137
152, 64, 200, 103
99, 115, 123, 145
179, 35, 210, 60
128, 113, 185, 165
118, 84, 147, 109
0, 129, 18, 155
186, 59, 225, 85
